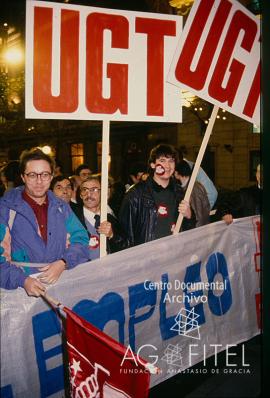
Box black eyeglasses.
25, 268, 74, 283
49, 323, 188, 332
24, 172, 52, 181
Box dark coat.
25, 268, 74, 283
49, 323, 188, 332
72, 203, 129, 253
216, 185, 261, 219
119, 177, 196, 247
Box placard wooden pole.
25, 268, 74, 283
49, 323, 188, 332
100, 120, 110, 257
173, 105, 219, 234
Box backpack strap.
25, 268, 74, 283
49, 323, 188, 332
8, 209, 17, 231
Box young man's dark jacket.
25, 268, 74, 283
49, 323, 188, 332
119, 177, 196, 247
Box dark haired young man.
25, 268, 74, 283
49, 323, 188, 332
119, 144, 195, 247
0, 148, 90, 296
75, 164, 92, 183
50, 175, 73, 204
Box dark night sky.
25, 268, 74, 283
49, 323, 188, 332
1, 0, 26, 26
1, 0, 150, 28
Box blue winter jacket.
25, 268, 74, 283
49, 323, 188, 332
0, 187, 90, 290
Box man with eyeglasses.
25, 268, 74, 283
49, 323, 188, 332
73, 175, 127, 259
0, 148, 90, 296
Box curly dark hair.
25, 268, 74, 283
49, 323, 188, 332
19, 148, 55, 175
75, 164, 91, 176
148, 144, 178, 175
50, 175, 73, 191
175, 160, 192, 177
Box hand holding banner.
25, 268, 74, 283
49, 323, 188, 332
26, 1, 182, 123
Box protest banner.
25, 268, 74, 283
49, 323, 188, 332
168, 0, 260, 126
25, 0, 182, 123
1, 217, 260, 397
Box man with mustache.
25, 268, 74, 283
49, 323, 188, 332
73, 175, 127, 258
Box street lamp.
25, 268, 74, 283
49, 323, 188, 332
3, 47, 23, 66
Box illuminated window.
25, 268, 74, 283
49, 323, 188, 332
71, 143, 84, 172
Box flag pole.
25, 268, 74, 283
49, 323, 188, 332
100, 120, 110, 257
40, 292, 67, 320
41, 291, 62, 307
173, 105, 219, 234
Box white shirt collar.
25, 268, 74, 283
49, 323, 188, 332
83, 205, 114, 223
83, 207, 99, 225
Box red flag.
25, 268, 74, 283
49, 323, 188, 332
64, 307, 152, 398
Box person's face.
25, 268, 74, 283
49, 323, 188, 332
21, 160, 53, 200
80, 179, 101, 211
136, 172, 144, 181
53, 179, 72, 203
79, 169, 91, 182
151, 156, 175, 181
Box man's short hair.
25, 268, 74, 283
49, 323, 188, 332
129, 162, 146, 177
80, 174, 101, 188
148, 144, 178, 175
2, 161, 20, 182
19, 148, 55, 175
175, 160, 192, 177
50, 175, 73, 191
75, 164, 91, 176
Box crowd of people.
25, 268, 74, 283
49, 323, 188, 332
0, 144, 261, 297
